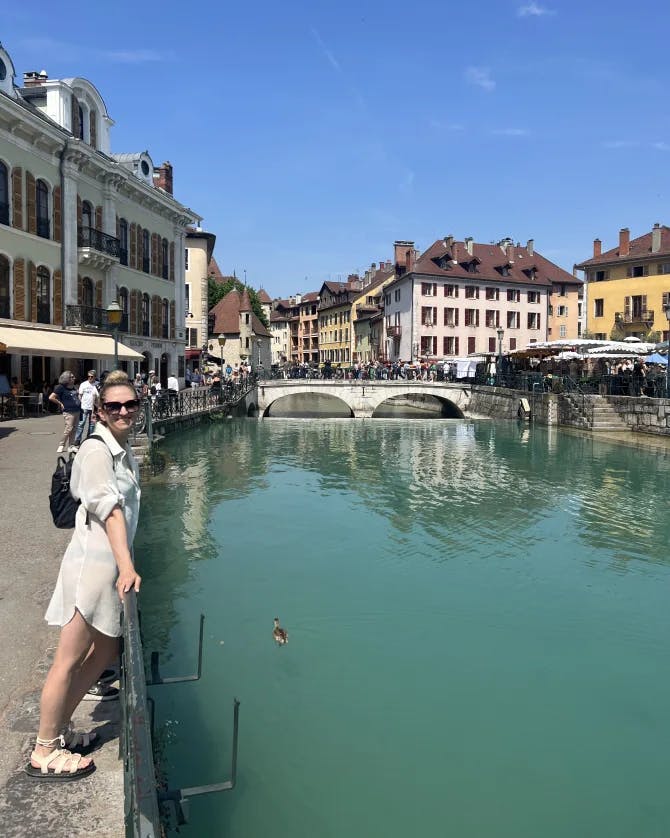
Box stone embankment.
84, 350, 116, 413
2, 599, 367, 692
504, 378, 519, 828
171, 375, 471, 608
0, 414, 124, 837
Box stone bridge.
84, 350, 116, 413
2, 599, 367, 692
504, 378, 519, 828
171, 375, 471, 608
252, 380, 472, 419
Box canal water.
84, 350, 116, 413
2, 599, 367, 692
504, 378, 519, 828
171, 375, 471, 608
136, 417, 670, 838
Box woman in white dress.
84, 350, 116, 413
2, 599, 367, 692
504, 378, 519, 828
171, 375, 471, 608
26, 371, 142, 781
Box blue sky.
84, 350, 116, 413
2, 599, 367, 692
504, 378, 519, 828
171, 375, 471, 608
4, 0, 670, 297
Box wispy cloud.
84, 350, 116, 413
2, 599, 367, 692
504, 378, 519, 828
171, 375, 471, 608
517, 2, 556, 16
310, 27, 342, 73
464, 66, 495, 92
602, 140, 639, 149
651, 141, 670, 152
429, 119, 465, 132
19, 37, 172, 64
491, 128, 530, 137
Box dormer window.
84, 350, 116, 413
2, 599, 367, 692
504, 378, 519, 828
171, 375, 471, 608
523, 265, 537, 280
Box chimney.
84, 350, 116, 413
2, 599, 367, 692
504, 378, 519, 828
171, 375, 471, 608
593, 238, 601, 258
527, 238, 534, 256
451, 243, 459, 264
652, 222, 661, 253
394, 240, 414, 275
153, 161, 173, 195
23, 71, 45, 87
443, 235, 454, 248
619, 227, 630, 257
507, 242, 515, 262
465, 237, 473, 256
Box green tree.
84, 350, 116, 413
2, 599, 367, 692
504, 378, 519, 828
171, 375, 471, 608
207, 276, 269, 329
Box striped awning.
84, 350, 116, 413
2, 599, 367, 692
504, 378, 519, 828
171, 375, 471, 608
0, 325, 144, 360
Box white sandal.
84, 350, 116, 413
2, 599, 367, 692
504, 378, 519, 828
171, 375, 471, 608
61, 721, 99, 754
25, 735, 96, 781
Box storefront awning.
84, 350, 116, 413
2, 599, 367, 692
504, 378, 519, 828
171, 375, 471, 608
0, 325, 144, 361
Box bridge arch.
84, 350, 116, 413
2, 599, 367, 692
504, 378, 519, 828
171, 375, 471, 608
262, 392, 354, 418
371, 392, 465, 419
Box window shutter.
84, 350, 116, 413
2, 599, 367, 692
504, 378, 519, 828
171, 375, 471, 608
89, 111, 97, 148
11, 167, 23, 229
476, 309, 480, 327
13, 258, 25, 319
25, 171, 36, 235
169, 242, 175, 282
663, 292, 669, 307
130, 290, 137, 335
455, 337, 459, 355
95, 280, 102, 309
626, 266, 632, 278
71, 96, 80, 138
624, 296, 631, 318
52, 185, 62, 242
77, 274, 83, 305
152, 233, 159, 276
116, 215, 120, 239
77, 194, 82, 229
130, 223, 137, 268
53, 269, 63, 326
137, 226, 143, 267
170, 300, 175, 337
643, 265, 649, 276
95, 206, 103, 231
28, 261, 37, 321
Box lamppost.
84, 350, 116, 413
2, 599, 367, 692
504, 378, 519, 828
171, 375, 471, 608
664, 302, 670, 396
107, 300, 122, 370
496, 326, 504, 384
218, 334, 226, 373
256, 339, 262, 370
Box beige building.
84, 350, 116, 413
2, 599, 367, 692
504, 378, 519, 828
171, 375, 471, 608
184, 229, 216, 371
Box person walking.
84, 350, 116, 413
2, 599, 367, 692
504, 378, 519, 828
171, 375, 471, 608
73, 370, 99, 449
49, 371, 81, 454
26, 371, 142, 781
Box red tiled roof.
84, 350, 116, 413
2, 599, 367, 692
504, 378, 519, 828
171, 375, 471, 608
257, 288, 272, 303
208, 256, 225, 282
270, 310, 289, 322
209, 289, 271, 337
575, 226, 670, 267
407, 239, 579, 287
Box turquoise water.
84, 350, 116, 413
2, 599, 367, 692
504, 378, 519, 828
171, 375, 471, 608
136, 419, 670, 838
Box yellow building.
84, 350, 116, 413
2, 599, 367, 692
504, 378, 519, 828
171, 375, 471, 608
318, 279, 359, 365
350, 262, 394, 362
576, 224, 670, 342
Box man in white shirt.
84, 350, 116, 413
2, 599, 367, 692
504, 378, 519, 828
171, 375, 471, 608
167, 373, 179, 412
73, 370, 99, 447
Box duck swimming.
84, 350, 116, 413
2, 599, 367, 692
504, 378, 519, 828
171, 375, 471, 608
273, 617, 288, 645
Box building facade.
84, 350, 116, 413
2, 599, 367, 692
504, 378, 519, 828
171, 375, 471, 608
0, 42, 199, 388
184, 229, 216, 371
382, 237, 579, 360
575, 224, 670, 342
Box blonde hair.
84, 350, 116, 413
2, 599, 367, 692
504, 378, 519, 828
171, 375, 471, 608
100, 370, 133, 401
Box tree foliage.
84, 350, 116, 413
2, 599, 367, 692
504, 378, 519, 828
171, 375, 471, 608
207, 276, 269, 328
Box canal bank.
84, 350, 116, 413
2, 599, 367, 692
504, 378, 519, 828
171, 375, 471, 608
0, 414, 123, 837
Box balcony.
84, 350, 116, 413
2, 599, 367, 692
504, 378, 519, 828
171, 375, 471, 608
66, 304, 129, 332
77, 226, 120, 270
387, 325, 402, 337
615, 310, 654, 325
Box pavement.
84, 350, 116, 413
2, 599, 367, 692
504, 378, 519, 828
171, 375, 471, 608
0, 414, 124, 837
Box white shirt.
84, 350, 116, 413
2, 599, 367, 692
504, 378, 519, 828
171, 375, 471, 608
167, 375, 179, 391
78, 379, 98, 412
44, 423, 141, 637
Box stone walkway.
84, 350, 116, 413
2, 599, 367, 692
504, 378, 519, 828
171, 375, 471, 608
0, 414, 124, 837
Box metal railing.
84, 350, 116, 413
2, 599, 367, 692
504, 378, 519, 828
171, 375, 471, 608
78, 226, 121, 258
66, 304, 129, 332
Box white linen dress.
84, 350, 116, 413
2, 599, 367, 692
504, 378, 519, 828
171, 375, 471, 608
45, 422, 141, 637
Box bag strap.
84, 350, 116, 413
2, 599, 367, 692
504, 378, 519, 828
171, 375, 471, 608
79, 433, 113, 526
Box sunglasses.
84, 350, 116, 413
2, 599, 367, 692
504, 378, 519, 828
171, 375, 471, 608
102, 399, 140, 414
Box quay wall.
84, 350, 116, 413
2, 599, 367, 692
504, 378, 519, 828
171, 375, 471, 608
605, 395, 670, 436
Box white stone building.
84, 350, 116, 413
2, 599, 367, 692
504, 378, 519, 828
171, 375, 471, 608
0, 42, 199, 388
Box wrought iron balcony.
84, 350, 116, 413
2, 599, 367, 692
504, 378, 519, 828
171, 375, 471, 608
0, 202, 9, 226
615, 310, 654, 324
66, 304, 129, 332
387, 325, 402, 337
78, 226, 120, 258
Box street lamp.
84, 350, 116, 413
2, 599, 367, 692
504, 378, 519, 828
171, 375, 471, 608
664, 302, 670, 396
217, 334, 226, 372
496, 326, 504, 360
256, 338, 262, 370
107, 300, 122, 370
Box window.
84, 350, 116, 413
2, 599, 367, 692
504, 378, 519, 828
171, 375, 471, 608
559, 325, 567, 338
657, 264, 670, 275
485, 287, 499, 300
421, 283, 437, 296
36, 266, 50, 324
420, 336, 436, 356
119, 218, 128, 265
184, 248, 189, 271
142, 294, 150, 336
594, 298, 604, 317
467, 336, 476, 354
629, 265, 646, 278
464, 286, 479, 299
485, 310, 499, 328
0, 255, 9, 317
509, 338, 517, 350
78, 104, 85, 140
0, 161, 8, 225
384, 293, 391, 306
82, 277, 94, 310
506, 311, 520, 329
489, 337, 496, 353
506, 289, 520, 302
142, 230, 150, 273
82, 200, 93, 230
162, 239, 168, 279
527, 312, 541, 330
527, 290, 540, 303
421, 306, 437, 326
557, 305, 568, 317
444, 284, 459, 298
548, 304, 554, 316
595, 269, 609, 281
464, 308, 479, 327
395, 289, 401, 302
36, 180, 49, 238
444, 307, 458, 327
245, 313, 250, 325
558, 283, 567, 296
443, 336, 459, 355
162, 299, 169, 338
